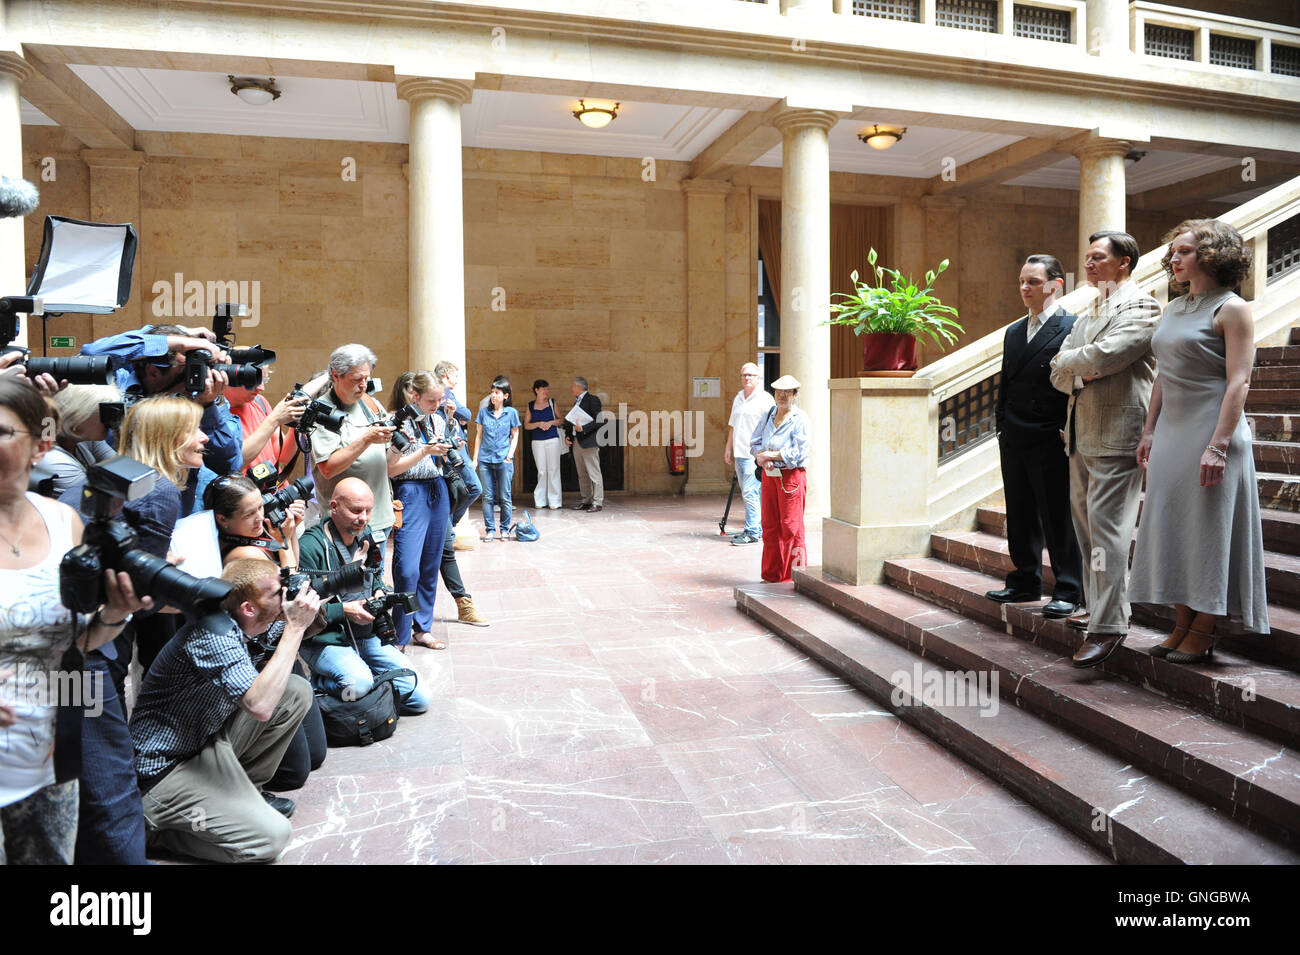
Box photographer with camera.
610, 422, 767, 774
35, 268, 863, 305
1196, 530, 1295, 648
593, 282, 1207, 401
434, 360, 482, 549
0, 378, 151, 865
387, 372, 453, 650
42, 385, 121, 504
297, 478, 429, 715
309, 346, 395, 560
129, 558, 320, 863
226, 364, 309, 473
79, 322, 243, 476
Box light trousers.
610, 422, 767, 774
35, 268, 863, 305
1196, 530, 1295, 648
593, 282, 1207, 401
532, 438, 563, 508
573, 442, 604, 507
1068, 451, 1144, 636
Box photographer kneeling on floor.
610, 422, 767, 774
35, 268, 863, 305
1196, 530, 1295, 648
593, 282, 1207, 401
128, 559, 321, 864
296, 477, 430, 715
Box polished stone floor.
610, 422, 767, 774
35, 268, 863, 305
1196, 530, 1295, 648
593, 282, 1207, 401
278, 495, 1107, 865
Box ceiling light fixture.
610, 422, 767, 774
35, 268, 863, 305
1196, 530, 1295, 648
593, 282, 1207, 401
573, 99, 619, 129
228, 75, 282, 106
858, 124, 906, 150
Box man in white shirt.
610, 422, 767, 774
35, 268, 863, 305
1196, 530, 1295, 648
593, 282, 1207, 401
723, 362, 775, 545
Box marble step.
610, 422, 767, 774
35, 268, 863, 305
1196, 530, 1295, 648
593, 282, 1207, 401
1249, 414, 1298, 442
1254, 345, 1300, 366
880, 552, 1300, 747
1251, 364, 1300, 385
935, 525, 1300, 617
797, 566, 1300, 845
1259, 473, 1300, 512
735, 579, 1299, 863
1247, 389, 1300, 412
978, 503, 1300, 558
1257, 440, 1300, 475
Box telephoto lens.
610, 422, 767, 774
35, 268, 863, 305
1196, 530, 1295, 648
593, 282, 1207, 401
261, 477, 312, 527
213, 362, 263, 388
228, 345, 276, 365
25, 355, 115, 385
283, 559, 367, 601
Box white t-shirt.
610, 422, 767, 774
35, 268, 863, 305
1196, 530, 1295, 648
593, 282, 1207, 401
729, 388, 776, 461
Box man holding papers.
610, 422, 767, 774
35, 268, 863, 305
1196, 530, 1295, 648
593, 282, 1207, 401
565, 376, 604, 511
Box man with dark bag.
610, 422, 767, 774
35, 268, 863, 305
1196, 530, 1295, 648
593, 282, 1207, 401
985, 254, 1084, 620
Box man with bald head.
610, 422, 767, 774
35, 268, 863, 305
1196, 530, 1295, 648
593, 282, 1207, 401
295, 478, 430, 714
724, 362, 774, 545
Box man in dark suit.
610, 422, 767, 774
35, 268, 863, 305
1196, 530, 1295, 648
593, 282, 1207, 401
565, 376, 605, 511
985, 254, 1084, 618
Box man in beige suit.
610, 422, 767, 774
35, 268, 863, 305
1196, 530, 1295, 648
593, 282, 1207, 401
1050, 231, 1162, 668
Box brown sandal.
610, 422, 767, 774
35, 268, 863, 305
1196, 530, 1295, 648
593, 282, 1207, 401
412, 631, 448, 650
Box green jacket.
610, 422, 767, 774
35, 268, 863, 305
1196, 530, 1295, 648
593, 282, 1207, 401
297, 519, 373, 647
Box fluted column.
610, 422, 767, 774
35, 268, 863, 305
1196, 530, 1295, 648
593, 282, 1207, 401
774, 107, 835, 519
1074, 137, 1130, 269
0, 52, 32, 348
397, 78, 472, 377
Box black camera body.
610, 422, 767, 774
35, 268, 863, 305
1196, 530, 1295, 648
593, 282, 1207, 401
282, 559, 366, 602
185, 348, 263, 393
290, 384, 346, 437
60, 457, 232, 619
99, 401, 125, 430
261, 477, 312, 528
385, 403, 422, 452
363, 590, 419, 644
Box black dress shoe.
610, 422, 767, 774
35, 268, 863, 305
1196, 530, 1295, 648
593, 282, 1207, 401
571, 501, 592, 511
1071, 633, 1126, 668
985, 587, 1040, 603
261, 791, 296, 818
1041, 600, 1078, 618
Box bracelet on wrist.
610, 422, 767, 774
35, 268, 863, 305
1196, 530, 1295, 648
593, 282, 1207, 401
92, 609, 132, 629
1206, 445, 1228, 461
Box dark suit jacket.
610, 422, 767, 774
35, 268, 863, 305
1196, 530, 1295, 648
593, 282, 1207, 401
995, 308, 1077, 447
567, 392, 604, 449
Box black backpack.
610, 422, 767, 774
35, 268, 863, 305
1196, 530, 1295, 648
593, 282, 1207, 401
317, 668, 415, 747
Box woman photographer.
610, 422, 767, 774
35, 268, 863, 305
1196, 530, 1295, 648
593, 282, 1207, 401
387, 372, 452, 650
43, 384, 121, 504
0, 378, 149, 864
204, 474, 325, 799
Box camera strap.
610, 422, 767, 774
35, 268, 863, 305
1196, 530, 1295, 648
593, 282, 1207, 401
323, 521, 367, 651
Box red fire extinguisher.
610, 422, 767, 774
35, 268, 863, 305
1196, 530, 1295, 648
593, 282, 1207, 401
667, 438, 686, 475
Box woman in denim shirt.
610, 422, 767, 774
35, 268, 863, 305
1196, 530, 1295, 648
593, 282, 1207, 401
748, 375, 810, 582
472, 377, 521, 541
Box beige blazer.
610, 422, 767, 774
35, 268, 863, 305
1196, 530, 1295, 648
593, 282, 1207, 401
1049, 279, 1162, 457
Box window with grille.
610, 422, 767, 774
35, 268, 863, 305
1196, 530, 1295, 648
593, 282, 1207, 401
851, 0, 920, 21
936, 0, 998, 32
938, 373, 1000, 463
1210, 34, 1257, 70
1013, 4, 1070, 43
1267, 214, 1300, 282
1145, 24, 1194, 60
1271, 43, 1300, 77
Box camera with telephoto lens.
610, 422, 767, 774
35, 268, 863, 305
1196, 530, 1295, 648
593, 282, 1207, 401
99, 401, 124, 430
290, 383, 346, 438
261, 476, 311, 528
363, 589, 419, 644
282, 560, 367, 602
385, 403, 422, 452
184, 348, 263, 393
59, 456, 232, 620
210, 302, 277, 367
2, 312, 114, 384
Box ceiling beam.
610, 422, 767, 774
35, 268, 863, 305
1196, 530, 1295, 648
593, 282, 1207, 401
923, 133, 1075, 197
689, 104, 783, 180
1129, 159, 1300, 210
20, 48, 134, 149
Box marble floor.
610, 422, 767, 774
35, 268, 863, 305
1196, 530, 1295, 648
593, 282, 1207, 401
279, 495, 1108, 865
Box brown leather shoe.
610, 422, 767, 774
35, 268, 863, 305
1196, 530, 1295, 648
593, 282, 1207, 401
589, 504, 603, 512
1066, 613, 1090, 631
453, 537, 475, 551
1072, 633, 1126, 668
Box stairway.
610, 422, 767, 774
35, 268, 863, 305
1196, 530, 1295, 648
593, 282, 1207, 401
735, 326, 1300, 864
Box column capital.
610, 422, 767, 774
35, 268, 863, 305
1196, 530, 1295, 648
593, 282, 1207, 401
80, 148, 147, 169
772, 107, 838, 135
396, 77, 473, 106
0, 52, 34, 83
1071, 136, 1132, 162
681, 178, 732, 197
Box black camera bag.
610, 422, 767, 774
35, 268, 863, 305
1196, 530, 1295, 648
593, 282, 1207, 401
317, 668, 415, 747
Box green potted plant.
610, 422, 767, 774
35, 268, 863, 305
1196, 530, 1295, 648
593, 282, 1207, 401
825, 247, 964, 374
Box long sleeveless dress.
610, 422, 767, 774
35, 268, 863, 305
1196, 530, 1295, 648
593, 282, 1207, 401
1128, 287, 1270, 633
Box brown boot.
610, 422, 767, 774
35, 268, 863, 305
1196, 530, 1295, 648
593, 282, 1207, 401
456, 595, 489, 627
453, 537, 475, 551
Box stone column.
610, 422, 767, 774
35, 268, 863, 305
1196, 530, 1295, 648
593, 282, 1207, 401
81, 149, 147, 336
1074, 137, 1130, 270
1085, 0, 1130, 57
397, 78, 472, 378
773, 107, 835, 519
682, 178, 732, 494
0, 51, 32, 348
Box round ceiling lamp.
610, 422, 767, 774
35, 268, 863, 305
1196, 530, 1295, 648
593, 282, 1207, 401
573, 99, 619, 129
859, 124, 906, 150
228, 75, 282, 106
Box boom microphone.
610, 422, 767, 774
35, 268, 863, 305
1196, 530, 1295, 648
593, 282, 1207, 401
0, 176, 40, 219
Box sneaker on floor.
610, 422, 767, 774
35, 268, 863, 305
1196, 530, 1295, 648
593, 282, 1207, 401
731, 533, 760, 545
456, 595, 490, 627
261, 791, 295, 818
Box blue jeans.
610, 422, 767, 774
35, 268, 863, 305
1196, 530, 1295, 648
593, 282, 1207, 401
75, 652, 148, 865
392, 478, 449, 646
300, 637, 430, 714
477, 460, 514, 534
450, 459, 482, 528
736, 458, 762, 538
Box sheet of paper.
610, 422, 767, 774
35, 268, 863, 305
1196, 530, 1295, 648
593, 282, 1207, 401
565, 405, 593, 427
169, 511, 224, 580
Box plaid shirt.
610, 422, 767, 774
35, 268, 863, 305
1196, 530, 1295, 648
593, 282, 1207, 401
129, 613, 258, 790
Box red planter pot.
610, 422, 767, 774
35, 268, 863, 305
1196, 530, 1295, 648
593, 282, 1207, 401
861, 332, 918, 372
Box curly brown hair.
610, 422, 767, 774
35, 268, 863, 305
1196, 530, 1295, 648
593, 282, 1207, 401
1160, 218, 1251, 292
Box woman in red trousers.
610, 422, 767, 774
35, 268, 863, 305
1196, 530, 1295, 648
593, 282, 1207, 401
749, 375, 810, 582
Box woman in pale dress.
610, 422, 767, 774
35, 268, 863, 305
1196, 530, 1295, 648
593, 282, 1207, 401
1130, 219, 1269, 663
